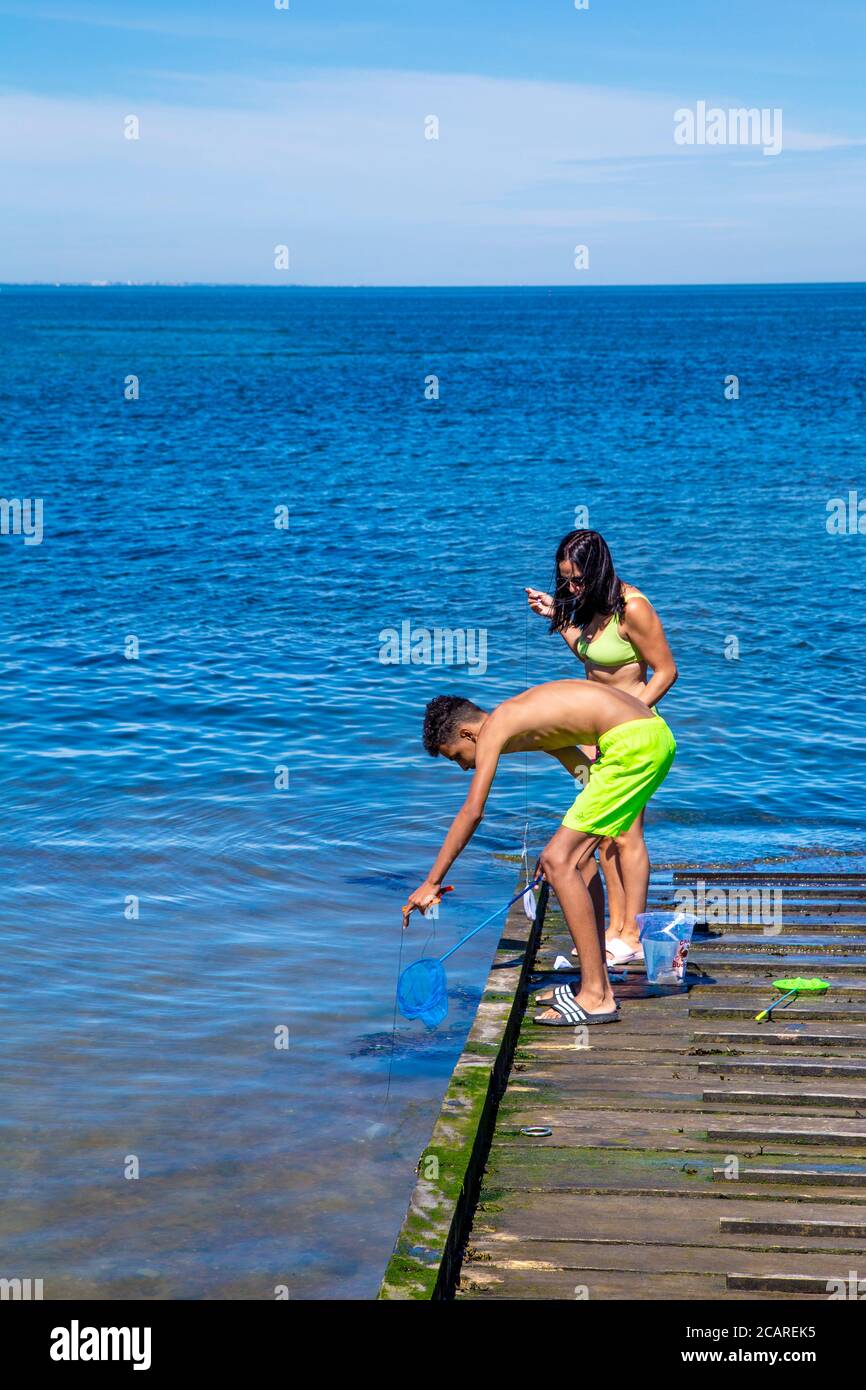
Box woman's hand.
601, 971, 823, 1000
525, 586, 554, 619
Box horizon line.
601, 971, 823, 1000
2, 280, 865, 290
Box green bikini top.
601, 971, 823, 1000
576, 590, 648, 667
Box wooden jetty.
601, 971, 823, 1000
379, 868, 866, 1300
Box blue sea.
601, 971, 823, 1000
1, 284, 864, 1299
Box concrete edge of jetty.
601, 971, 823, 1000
377, 875, 549, 1300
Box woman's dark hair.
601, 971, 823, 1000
549, 530, 624, 634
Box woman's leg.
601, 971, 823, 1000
614, 809, 650, 950
598, 836, 626, 936
581, 851, 605, 937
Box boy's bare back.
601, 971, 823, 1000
483, 680, 653, 757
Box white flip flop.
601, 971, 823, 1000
605, 936, 644, 967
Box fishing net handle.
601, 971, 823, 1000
438, 874, 542, 965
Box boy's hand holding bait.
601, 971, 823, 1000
402, 883, 453, 929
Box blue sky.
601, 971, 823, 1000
2, 0, 865, 283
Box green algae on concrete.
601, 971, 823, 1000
377, 880, 548, 1300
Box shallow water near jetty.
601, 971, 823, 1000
1, 285, 864, 1298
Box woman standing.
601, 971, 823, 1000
526, 530, 678, 965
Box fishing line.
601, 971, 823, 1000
384, 893, 439, 1107
384, 919, 405, 1107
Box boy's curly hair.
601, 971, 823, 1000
422, 696, 484, 756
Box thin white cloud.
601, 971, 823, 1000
0, 1, 373, 41
0, 69, 863, 283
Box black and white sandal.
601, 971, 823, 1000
533, 985, 621, 1027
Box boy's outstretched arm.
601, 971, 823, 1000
402, 734, 501, 927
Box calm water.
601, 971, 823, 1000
1, 284, 864, 1299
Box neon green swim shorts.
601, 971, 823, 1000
562, 715, 676, 839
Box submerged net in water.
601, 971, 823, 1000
396, 958, 448, 1029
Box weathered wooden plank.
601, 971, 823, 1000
458, 1268, 748, 1300
516, 1044, 692, 1064
508, 1061, 702, 1093
712, 1165, 866, 1188
486, 1146, 866, 1202
692, 1017, 866, 1036
702, 1086, 866, 1110
704, 1120, 866, 1147
692, 935, 866, 953
458, 1265, 830, 1300
720, 1215, 866, 1238
647, 895, 866, 915
687, 954, 866, 974
697, 1057, 866, 1078
690, 1003, 866, 1021
693, 922, 866, 935
501, 1106, 866, 1147
464, 1236, 857, 1280
507, 1083, 866, 1117
494, 1136, 864, 1163
693, 1028, 866, 1049
688, 974, 866, 996
520, 1023, 692, 1048
726, 1272, 840, 1294
472, 1190, 866, 1250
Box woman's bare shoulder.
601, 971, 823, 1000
621, 583, 652, 607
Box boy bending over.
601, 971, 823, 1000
403, 680, 675, 1026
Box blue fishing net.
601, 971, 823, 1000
397, 958, 448, 1028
